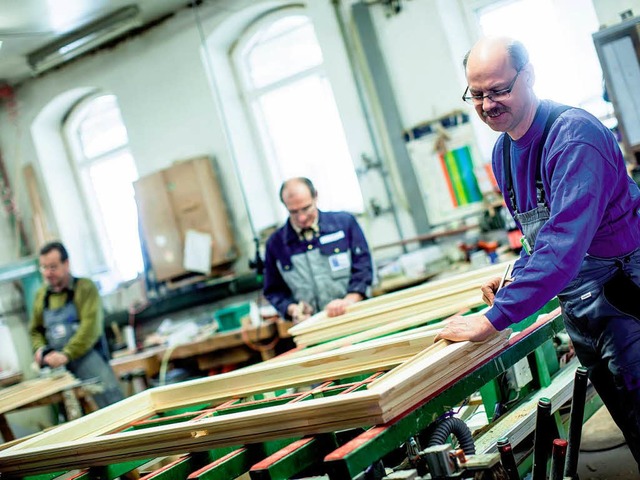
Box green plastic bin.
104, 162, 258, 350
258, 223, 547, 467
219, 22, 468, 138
214, 303, 250, 331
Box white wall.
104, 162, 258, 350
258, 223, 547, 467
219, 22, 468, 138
367, 1, 466, 129
592, 0, 640, 26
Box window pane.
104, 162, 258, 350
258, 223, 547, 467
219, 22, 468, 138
246, 16, 324, 89
87, 152, 143, 281
255, 74, 364, 213
78, 95, 129, 159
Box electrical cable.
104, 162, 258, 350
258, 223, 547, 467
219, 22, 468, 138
158, 345, 177, 387
332, 0, 407, 251
189, 0, 261, 256
241, 318, 279, 353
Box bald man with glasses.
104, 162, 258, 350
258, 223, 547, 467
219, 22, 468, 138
263, 177, 373, 323
436, 36, 640, 469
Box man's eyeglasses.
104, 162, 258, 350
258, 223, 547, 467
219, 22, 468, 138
39, 264, 61, 273
462, 68, 523, 105
288, 203, 315, 217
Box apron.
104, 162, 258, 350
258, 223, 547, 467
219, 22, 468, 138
43, 284, 123, 408
44, 287, 81, 352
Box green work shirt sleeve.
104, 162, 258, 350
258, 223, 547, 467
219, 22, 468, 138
29, 287, 48, 353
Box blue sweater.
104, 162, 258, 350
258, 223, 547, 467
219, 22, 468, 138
487, 100, 640, 330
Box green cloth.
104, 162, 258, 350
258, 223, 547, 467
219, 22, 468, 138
29, 277, 104, 361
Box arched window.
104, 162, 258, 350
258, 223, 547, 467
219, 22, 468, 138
232, 9, 364, 214
64, 93, 143, 289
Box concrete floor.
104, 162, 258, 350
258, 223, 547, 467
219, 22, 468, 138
576, 405, 638, 479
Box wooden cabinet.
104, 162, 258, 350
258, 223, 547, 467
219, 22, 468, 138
134, 157, 236, 282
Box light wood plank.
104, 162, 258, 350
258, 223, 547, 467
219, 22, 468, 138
289, 262, 508, 336
0, 373, 79, 415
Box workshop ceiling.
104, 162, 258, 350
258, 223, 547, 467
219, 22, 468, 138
0, 0, 197, 85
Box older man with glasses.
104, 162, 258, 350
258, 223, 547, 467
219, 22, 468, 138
30, 241, 124, 408
263, 177, 373, 323
436, 36, 640, 469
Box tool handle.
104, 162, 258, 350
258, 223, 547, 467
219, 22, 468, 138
532, 398, 553, 480
550, 439, 568, 480
497, 437, 520, 480
565, 366, 589, 477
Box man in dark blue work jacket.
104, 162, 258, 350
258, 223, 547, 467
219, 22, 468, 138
263, 177, 373, 323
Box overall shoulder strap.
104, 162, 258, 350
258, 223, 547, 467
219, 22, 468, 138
535, 105, 572, 205
503, 104, 572, 212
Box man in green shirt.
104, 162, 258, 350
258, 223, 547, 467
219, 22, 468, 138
30, 241, 123, 408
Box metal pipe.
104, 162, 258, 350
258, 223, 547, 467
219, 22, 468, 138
532, 397, 552, 480
332, 0, 409, 250
550, 438, 568, 480
190, 2, 259, 243
565, 366, 589, 477
497, 437, 519, 480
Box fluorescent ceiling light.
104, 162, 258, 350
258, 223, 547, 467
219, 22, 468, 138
27, 6, 141, 74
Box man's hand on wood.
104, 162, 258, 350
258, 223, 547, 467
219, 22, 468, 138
287, 302, 313, 324
434, 314, 498, 343
325, 293, 363, 318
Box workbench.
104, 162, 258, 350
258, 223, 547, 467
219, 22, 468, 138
0, 301, 579, 479
110, 321, 280, 384
0, 370, 22, 388
0, 372, 97, 442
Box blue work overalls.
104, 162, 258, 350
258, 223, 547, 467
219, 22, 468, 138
504, 106, 640, 468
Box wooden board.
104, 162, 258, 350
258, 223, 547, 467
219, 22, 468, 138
0, 371, 22, 388
293, 289, 479, 347
290, 261, 507, 334
23, 164, 54, 247
289, 262, 509, 347
0, 372, 79, 415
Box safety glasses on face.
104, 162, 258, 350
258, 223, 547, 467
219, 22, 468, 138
287, 203, 316, 217
462, 68, 523, 105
